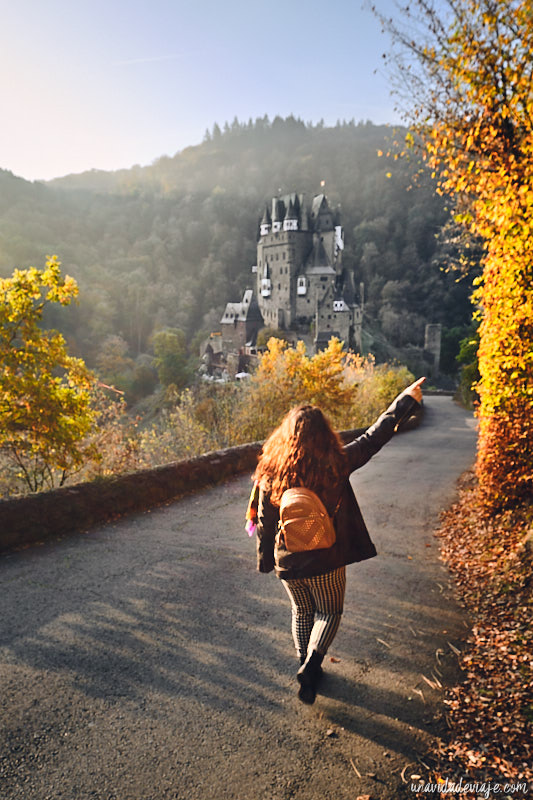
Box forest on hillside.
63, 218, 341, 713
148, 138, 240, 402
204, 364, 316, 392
0, 117, 476, 399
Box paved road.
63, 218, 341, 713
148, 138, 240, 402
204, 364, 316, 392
0, 397, 477, 800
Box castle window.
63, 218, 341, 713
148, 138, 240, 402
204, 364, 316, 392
297, 276, 307, 296
283, 218, 298, 232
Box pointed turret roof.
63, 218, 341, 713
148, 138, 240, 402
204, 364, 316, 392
310, 193, 334, 232
293, 194, 301, 218
311, 194, 328, 219
261, 205, 271, 225
285, 198, 298, 220
271, 197, 286, 223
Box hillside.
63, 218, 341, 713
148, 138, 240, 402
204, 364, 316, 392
0, 118, 474, 378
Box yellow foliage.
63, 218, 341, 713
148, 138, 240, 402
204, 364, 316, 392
235, 337, 413, 442
136, 340, 414, 467
388, 0, 533, 508
0, 257, 96, 493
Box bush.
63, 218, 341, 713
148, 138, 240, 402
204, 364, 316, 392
137, 338, 415, 467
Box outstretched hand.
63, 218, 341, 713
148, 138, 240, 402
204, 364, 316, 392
404, 376, 426, 404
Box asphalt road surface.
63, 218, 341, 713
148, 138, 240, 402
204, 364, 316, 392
0, 396, 477, 800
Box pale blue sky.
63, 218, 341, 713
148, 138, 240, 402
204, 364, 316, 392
2, 0, 406, 181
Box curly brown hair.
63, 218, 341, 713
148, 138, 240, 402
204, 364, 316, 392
253, 405, 348, 506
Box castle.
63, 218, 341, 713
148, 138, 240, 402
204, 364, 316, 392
205, 192, 362, 377
201, 190, 445, 382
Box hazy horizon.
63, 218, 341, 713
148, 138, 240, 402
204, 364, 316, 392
1, 0, 408, 183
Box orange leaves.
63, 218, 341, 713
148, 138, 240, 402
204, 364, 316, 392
238, 339, 413, 442
398, 1, 533, 510
436, 474, 533, 786
473, 218, 533, 506
242, 336, 357, 438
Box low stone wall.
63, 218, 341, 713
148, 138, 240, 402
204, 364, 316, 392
0, 442, 261, 554
0, 405, 422, 555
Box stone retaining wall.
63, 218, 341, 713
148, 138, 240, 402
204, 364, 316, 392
0, 405, 422, 555
0, 441, 262, 554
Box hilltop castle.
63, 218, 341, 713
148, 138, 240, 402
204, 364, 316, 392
201, 190, 445, 381
204, 192, 362, 376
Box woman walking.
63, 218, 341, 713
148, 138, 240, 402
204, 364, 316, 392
249, 377, 425, 704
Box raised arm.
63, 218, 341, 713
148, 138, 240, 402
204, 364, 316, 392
343, 377, 426, 473
404, 376, 425, 404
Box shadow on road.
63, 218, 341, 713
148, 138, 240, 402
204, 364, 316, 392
0, 397, 477, 800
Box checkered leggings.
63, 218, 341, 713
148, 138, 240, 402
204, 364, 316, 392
281, 566, 346, 660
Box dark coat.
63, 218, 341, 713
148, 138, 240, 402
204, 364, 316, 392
256, 392, 420, 580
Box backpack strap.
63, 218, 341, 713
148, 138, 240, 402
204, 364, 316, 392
332, 491, 343, 517
325, 481, 346, 519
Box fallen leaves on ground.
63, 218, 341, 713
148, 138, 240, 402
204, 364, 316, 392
433, 471, 532, 792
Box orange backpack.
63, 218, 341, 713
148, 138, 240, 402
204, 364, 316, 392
277, 488, 341, 553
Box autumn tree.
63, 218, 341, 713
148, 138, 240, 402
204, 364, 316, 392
375, 0, 533, 508
0, 257, 95, 492
238, 337, 413, 441
240, 337, 355, 439
95, 334, 135, 386
152, 327, 191, 390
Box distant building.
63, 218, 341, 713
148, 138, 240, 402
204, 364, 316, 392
213, 191, 361, 377
256, 192, 361, 351
220, 289, 263, 353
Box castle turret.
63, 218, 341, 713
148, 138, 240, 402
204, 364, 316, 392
283, 198, 299, 231
260, 205, 271, 236
271, 197, 284, 233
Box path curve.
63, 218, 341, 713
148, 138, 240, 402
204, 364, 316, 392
0, 396, 477, 800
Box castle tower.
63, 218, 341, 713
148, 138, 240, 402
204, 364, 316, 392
253, 190, 360, 349
256, 193, 312, 329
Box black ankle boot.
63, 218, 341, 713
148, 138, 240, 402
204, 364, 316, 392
297, 650, 324, 704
